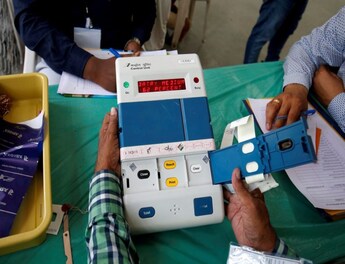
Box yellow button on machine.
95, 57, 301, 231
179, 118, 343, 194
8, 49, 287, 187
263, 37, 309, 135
166, 177, 178, 187
164, 160, 176, 169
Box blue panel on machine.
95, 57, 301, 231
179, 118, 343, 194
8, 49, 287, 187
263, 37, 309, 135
181, 97, 213, 141
194, 196, 213, 216
118, 99, 185, 148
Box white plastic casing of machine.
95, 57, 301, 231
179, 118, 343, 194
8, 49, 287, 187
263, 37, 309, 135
116, 54, 224, 234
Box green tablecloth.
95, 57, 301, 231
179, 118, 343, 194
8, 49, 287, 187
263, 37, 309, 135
1, 61, 345, 263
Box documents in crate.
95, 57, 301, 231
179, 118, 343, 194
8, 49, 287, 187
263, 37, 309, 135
244, 98, 345, 220
0, 112, 44, 237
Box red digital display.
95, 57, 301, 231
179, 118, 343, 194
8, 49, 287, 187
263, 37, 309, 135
138, 78, 186, 93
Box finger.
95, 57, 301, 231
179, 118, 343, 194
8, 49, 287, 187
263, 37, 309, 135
231, 168, 252, 203
250, 188, 264, 201
124, 52, 132, 57
272, 108, 289, 129
284, 101, 305, 126
223, 186, 231, 202
265, 98, 282, 131
110, 106, 116, 116
272, 99, 294, 129
108, 107, 118, 135
286, 108, 302, 125
101, 112, 110, 133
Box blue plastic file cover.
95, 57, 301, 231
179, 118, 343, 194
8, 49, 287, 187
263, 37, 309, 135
209, 138, 264, 184
118, 99, 185, 147
262, 117, 317, 173
181, 97, 213, 141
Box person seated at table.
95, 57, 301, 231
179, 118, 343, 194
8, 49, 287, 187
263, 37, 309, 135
85, 107, 297, 263
13, 0, 156, 92
265, 6, 345, 133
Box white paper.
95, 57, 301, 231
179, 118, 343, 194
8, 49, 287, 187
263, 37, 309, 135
247, 98, 345, 210
74, 27, 101, 49
58, 72, 116, 96
220, 114, 279, 193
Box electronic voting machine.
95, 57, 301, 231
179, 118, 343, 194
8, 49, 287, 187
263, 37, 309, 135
116, 54, 224, 234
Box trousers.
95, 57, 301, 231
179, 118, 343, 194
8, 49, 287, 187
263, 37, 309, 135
244, 0, 308, 63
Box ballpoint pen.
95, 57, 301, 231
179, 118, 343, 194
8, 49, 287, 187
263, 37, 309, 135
109, 48, 121, 58
275, 109, 316, 120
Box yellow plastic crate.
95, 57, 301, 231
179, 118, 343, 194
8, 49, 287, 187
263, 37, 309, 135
0, 73, 52, 255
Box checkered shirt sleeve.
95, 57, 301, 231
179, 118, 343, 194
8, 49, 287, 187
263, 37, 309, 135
85, 170, 138, 264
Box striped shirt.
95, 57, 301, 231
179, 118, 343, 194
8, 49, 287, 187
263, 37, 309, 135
273, 238, 297, 258
283, 6, 345, 133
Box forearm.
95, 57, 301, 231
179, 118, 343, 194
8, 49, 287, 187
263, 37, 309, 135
14, 0, 91, 77
328, 92, 345, 133
283, 6, 345, 90
283, 40, 317, 90
86, 170, 138, 264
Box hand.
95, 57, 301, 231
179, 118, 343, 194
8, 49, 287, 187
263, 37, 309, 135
83, 56, 117, 92
265, 84, 308, 130
124, 40, 141, 53
95, 107, 121, 177
312, 65, 345, 107
83, 52, 141, 93
223, 168, 277, 252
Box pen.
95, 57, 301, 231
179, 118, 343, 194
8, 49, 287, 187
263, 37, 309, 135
275, 109, 316, 120
62, 93, 91, 98
91, 95, 117, 99
109, 48, 121, 58
302, 109, 316, 116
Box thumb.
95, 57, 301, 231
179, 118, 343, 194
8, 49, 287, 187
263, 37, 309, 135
108, 107, 118, 134
231, 168, 251, 201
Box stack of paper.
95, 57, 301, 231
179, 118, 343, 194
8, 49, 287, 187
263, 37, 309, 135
245, 98, 345, 216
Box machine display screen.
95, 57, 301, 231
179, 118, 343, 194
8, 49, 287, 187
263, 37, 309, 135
138, 78, 186, 93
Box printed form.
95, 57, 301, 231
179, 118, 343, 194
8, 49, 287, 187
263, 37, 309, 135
246, 98, 345, 210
